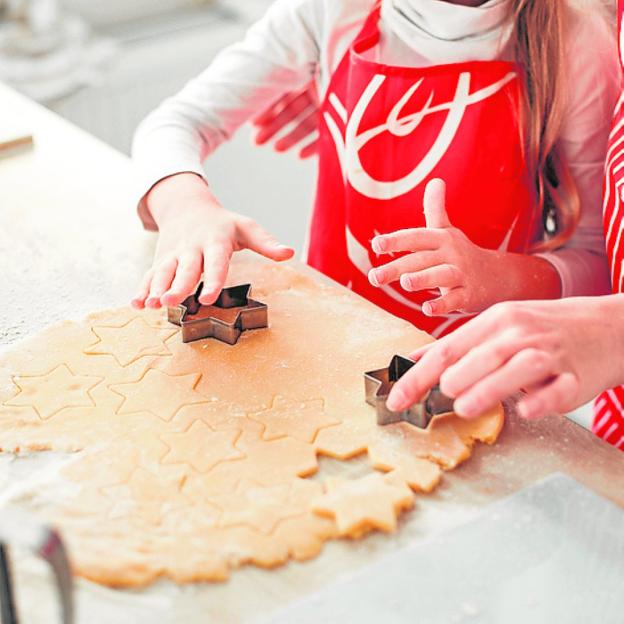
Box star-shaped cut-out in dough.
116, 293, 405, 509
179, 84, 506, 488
312, 473, 414, 537
248, 396, 340, 443
211, 478, 321, 534
4, 364, 102, 420
84, 317, 177, 367
160, 420, 245, 473
110, 369, 207, 421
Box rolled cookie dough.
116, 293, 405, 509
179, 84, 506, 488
0, 257, 504, 587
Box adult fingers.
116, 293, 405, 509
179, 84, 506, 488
387, 336, 469, 412
516, 372, 579, 420
275, 110, 319, 152
423, 178, 452, 229
395, 310, 515, 406
131, 268, 154, 309
252, 92, 294, 127
422, 288, 467, 316
400, 264, 463, 293
368, 251, 442, 287
408, 341, 435, 361
240, 220, 295, 262
371, 228, 442, 255
452, 348, 559, 418
299, 138, 319, 159
439, 330, 531, 398
253, 91, 315, 145
146, 258, 178, 309
199, 243, 233, 305
161, 252, 203, 307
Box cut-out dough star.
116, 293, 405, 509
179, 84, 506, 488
248, 396, 340, 443
84, 317, 177, 366
212, 478, 321, 534
4, 364, 101, 420
312, 473, 414, 537
160, 420, 244, 473
110, 369, 207, 421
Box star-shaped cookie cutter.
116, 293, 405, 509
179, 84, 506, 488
168, 283, 268, 345
364, 355, 454, 429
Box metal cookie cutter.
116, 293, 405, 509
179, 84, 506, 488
0, 511, 73, 624
365, 355, 454, 429
168, 283, 268, 345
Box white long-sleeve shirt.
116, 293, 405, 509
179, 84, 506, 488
132, 0, 620, 298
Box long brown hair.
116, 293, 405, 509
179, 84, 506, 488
510, 0, 580, 251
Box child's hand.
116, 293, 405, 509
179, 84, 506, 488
132, 173, 294, 310
386, 297, 624, 421
368, 179, 560, 316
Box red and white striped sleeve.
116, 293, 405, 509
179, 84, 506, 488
593, 2, 624, 450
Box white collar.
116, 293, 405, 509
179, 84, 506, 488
381, 0, 514, 63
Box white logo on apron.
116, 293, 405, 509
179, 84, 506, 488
324, 71, 517, 200
325, 70, 519, 336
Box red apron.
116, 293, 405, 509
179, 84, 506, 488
593, 0, 624, 450
307, 4, 538, 337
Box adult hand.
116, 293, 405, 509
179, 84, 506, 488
386, 296, 624, 420
252, 81, 319, 159
132, 173, 294, 310
368, 179, 561, 316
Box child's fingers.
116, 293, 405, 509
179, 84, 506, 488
371, 228, 442, 255
399, 264, 463, 293
199, 243, 233, 305
275, 111, 319, 152
452, 348, 558, 419
368, 251, 442, 287
254, 91, 314, 145
423, 178, 452, 229
299, 138, 319, 159
422, 288, 466, 317
516, 372, 578, 420
242, 222, 295, 262
146, 258, 178, 309
131, 269, 154, 309
162, 252, 203, 306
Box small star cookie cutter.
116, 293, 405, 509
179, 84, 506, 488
365, 355, 454, 429
0, 511, 73, 624
168, 283, 268, 345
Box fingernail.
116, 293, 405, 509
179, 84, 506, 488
422, 302, 433, 316
386, 389, 406, 412
372, 238, 384, 254
454, 397, 477, 418
368, 270, 380, 287
400, 275, 412, 291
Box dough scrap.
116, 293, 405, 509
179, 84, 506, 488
0, 256, 504, 587
312, 473, 414, 537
